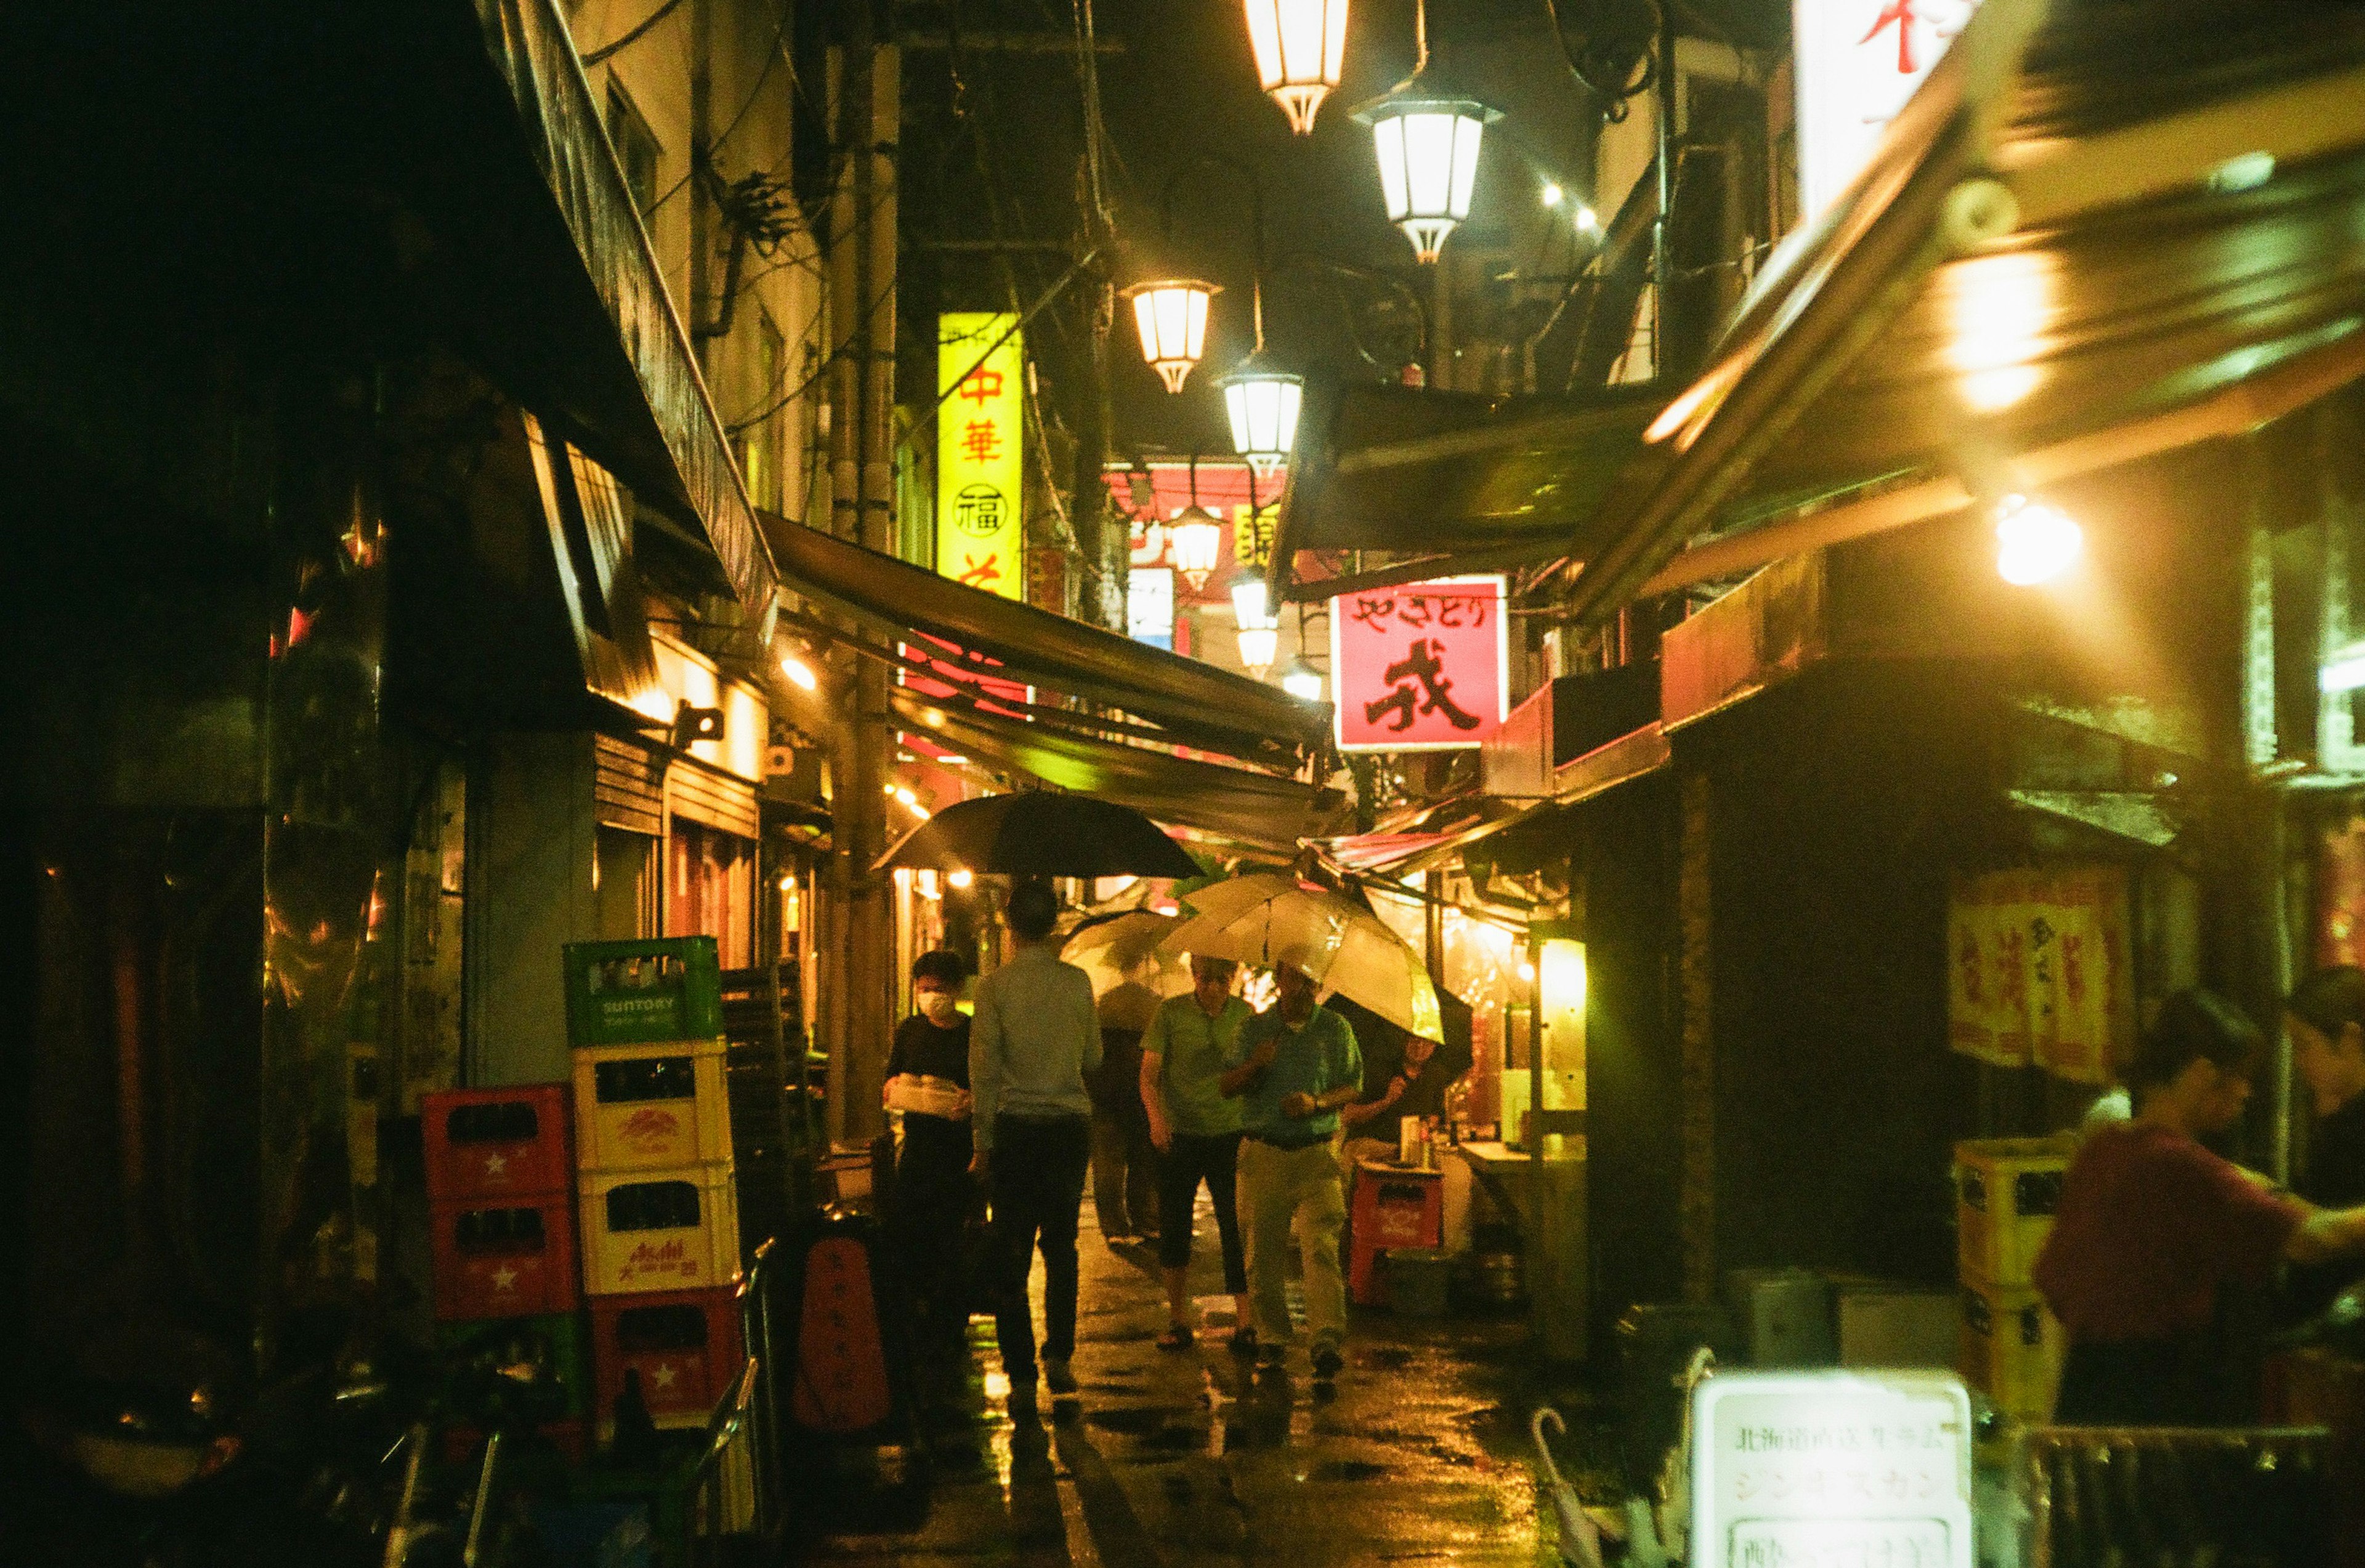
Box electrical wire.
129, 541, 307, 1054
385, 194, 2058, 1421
581, 0, 688, 65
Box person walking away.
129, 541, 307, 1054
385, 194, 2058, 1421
2283, 966, 2365, 1322
2034, 989, 2365, 1424
970, 879, 1102, 1417
1141, 955, 1254, 1352
882, 949, 976, 1381
1223, 951, 1362, 1381
1088, 977, 1162, 1245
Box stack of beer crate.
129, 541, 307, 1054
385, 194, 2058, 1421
1954, 1136, 2072, 1422
564, 937, 746, 1439
423, 1083, 592, 1458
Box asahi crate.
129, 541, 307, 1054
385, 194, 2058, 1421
577, 1162, 742, 1296
562, 938, 724, 1048
1955, 1136, 2072, 1288
570, 1037, 734, 1171
1959, 1277, 2064, 1423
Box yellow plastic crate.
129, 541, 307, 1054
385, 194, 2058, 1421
1958, 1277, 2064, 1423
571, 1037, 734, 1172
578, 1162, 742, 1296
1954, 1136, 2071, 1288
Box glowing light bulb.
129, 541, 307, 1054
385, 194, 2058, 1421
948, 869, 976, 889
1994, 495, 2082, 586
781, 654, 819, 692
1541, 182, 1563, 208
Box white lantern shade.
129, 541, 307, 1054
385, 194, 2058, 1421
1170, 506, 1224, 589
1218, 364, 1303, 479
1245, 0, 1350, 135
1121, 280, 1218, 393
1357, 97, 1498, 262
1279, 659, 1325, 701
1237, 624, 1280, 677
1231, 574, 1275, 631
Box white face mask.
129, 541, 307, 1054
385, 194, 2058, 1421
918, 990, 960, 1025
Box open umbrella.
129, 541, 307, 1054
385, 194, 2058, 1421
1162, 873, 1444, 1040
1061, 911, 1191, 1004
875, 792, 1202, 878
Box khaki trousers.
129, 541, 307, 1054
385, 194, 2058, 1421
1236, 1136, 1348, 1351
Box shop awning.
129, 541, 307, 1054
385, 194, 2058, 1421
762, 511, 1333, 764
886, 685, 1347, 853
1556, 0, 2365, 625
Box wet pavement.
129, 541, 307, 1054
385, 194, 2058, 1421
788, 1194, 1623, 1568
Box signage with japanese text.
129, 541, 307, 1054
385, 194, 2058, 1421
1692, 1372, 1973, 1568
1947, 867, 2130, 1085
1794, 0, 1980, 219
1127, 567, 1174, 650
1107, 461, 1282, 591
936, 313, 1024, 598
1330, 576, 1508, 753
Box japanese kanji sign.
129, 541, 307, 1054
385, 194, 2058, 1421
1793, 0, 1981, 218
936, 313, 1024, 599
1946, 867, 2130, 1085
1692, 1372, 1973, 1568
1330, 576, 1507, 753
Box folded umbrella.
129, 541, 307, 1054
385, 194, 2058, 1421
1161, 873, 1443, 1041
875, 791, 1202, 879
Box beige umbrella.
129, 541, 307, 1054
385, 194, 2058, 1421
1061, 911, 1191, 1006
1161, 873, 1444, 1041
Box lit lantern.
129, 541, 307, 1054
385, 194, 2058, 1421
1243, 0, 1350, 135
1216, 353, 1304, 479
1522, 919, 1587, 1155
1279, 657, 1325, 702
1230, 572, 1280, 676
1170, 505, 1224, 591
1120, 279, 1219, 393
1356, 93, 1498, 262
1994, 493, 2082, 586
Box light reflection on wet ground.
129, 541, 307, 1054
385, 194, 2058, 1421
788, 1198, 1620, 1568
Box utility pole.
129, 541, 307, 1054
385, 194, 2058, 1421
823, 4, 900, 1145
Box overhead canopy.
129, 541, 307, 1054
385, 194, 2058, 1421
886, 685, 1346, 854
764, 511, 1333, 763
1559, 0, 2365, 623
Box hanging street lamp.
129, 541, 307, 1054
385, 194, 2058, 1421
1120, 278, 1219, 393
1230, 570, 1281, 677
1170, 504, 1224, 591
1243, 0, 1351, 135
1351, 0, 1498, 263
1279, 656, 1325, 702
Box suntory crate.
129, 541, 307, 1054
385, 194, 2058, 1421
570, 1037, 733, 1171
577, 1162, 742, 1296
562, 938, 724, 1048
1955, 1137, 2072, 1288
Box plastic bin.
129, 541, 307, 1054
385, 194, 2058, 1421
589, 1286, 746, 1432
1724, 1267, 1836, 1367
563, 938, 724, 1048
423, 1085, 572, 1204
1955, 1136, 2071, 1287
431, 1194, 580, 1320
572, 1037, 734, 1171
579, 1163, 742, 1296
1382, 1248, 1455, 1316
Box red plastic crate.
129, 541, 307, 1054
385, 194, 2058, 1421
443, 1419, 587, 1467
431, 1194, 580, 1320
589, 1286, 746, 1430
423, 1085, 572, 1205
1348, 1165, 1444, 1306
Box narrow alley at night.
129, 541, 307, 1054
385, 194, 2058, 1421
6, 0, 2365, 1564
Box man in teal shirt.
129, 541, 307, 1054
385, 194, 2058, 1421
1222, 952, 1363, 1380
1141, 956, 1255, 1351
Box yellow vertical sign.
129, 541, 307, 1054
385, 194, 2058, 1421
936, 313, 1024, 599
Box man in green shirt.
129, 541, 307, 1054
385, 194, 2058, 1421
1141, 956, 1256, 1351
1222, 952, 1363, 1380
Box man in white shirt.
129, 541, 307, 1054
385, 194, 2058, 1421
969, 878, 1102, 1416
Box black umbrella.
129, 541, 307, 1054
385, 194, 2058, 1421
875, 793, 1203, 879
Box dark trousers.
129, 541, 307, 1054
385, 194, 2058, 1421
1157, 1131, 1247, 1293
1090, 1112, 1160, 1238
2055, 1337, 2212, 1426
892, 1115, 976, 1361
987, 1113, 1091, 1384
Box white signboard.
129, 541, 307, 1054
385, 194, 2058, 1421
1127, 567, 1174, 650
1793, 0, 1981, 219
1692, 1371, 1973, 1568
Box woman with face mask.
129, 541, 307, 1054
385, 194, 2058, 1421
884, 948, 977, 1377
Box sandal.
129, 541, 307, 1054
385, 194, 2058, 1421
1226, 1327, 1258, 1358
1156, 1324, 1196, 1351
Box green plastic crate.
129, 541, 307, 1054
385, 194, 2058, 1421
564, 939, 724, 1048
437, 1311, 592, 1419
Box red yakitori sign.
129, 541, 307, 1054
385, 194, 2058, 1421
1330, 576, 1508, 753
